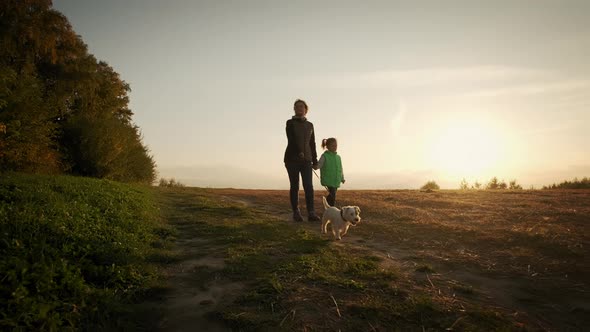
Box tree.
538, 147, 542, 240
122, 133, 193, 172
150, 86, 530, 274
460, 178, 469, 190
486, 177, 500, 190
509, 180, 523, 190
0, 69, 61, 173
473, 180, 482, 189
0, 1, 156, 183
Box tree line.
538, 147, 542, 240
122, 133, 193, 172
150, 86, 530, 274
0, 0, 155, 183
420, 176, 589, 191
459, 177, 523, 190
542, 177, 590, 190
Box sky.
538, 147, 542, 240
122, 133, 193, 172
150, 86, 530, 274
53, 0, 590, 189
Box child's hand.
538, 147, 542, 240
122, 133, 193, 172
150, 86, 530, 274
341, 179, 346, 184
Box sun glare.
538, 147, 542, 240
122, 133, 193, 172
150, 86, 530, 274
429, 118, 504, 178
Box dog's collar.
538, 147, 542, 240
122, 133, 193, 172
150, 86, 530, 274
340, 208, 353, 224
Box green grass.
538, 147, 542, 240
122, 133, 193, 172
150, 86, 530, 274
156, 188, 515, 331
0, 172, 171, 330
415, 264, 436, 273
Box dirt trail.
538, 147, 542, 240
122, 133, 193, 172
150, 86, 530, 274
154, 242, 240, 332
141, 213, 242, 331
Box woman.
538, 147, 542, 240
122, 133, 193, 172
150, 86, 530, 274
284, 99, 320, 222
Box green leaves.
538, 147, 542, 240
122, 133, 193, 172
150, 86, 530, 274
0, 1, 155, 183
0, 173, 162, 329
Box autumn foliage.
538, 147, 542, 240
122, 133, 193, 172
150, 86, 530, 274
0, 0, 155, 183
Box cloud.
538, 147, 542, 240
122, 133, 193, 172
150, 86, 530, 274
284, 65, 545, 89
283, 65, 590, 104
360, 65, 545, 87
460, 78, 590, 98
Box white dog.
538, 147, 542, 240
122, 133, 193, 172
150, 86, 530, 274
321, 196, 362, 240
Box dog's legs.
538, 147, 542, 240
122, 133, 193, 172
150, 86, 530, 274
341, 225, 350, 236
322, 218, 330, 234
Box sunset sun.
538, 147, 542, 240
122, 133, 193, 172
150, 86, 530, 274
429, 118, 504, 178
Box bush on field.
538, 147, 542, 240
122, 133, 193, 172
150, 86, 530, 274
459, 178, 469, 190
460, 178, 523, 190
508, 180, 523, 190
485, 177, 505, 189
158, 178, 185, 188
421, 180, 440, 190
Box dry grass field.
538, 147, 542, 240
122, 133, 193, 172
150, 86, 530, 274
139, 188, 589, 331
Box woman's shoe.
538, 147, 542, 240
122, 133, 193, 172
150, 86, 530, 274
293, 210, 304, 222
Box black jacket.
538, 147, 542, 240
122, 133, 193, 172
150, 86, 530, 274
284, 116, 318, 164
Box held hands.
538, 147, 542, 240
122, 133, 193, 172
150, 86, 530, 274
312, 164, 319, 170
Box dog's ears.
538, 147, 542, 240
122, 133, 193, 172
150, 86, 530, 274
355, 206, 361, 214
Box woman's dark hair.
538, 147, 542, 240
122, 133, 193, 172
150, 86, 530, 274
321, 137, 337, 150
294, 99, 308, 111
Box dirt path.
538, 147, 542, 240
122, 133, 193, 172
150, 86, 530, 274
136, 191, 247, 332
153, 234, 241, 331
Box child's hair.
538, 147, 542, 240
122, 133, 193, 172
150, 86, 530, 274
321, 137, 337, 150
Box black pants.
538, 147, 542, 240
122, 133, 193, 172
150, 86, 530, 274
325, 186, 338, 207
285, 162, 315, 215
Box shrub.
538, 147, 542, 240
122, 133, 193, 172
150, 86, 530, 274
61, 115, 156, 184
486, 177, 505, 189
421, 180, 440, 190
459, 178, 469, 190
509, 180, 523, 190
158, 178, 185, 188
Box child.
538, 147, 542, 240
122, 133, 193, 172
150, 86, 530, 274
317, 137, 345, 207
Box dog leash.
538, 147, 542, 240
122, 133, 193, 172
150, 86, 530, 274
312, 169, 330, 192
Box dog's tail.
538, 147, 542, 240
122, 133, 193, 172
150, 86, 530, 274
322, 196, 331, 210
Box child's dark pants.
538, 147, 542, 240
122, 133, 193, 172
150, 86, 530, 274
326, 186, 337, 207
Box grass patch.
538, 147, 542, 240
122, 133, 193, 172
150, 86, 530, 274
0, 172, 170, 330
415, 264, 436, 273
